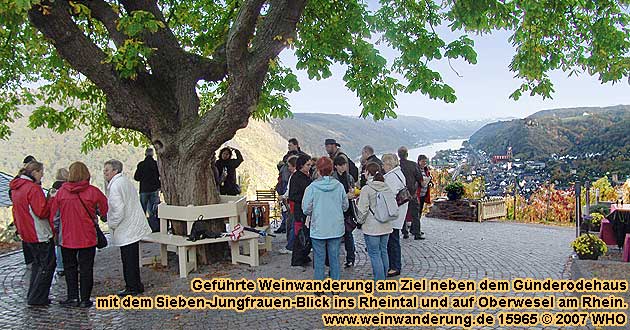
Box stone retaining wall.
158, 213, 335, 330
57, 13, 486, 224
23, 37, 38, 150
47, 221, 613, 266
426, 199, 478, 222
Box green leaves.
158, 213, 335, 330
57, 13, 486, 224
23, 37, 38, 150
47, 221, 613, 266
117, 10, 165, 37
104, 39, 155, 80
1, 0, 629, 154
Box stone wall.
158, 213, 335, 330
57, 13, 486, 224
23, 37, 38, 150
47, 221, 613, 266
426, 199, 478, 222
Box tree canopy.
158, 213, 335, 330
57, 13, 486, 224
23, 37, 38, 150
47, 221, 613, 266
2, 0, 628, 149
1, 0, 628, 205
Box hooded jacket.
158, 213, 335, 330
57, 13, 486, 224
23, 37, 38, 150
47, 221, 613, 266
302, 176, 349, 240
384, 166, 409, 230
356, 179, 394, 236
107, 173, 152, 246
49, 180, 108, 249
10, 176, 51, 243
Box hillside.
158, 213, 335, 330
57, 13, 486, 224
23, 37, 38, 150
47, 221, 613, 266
0, 107, 285, 229
468, 105, 630, 159
271, 113, 489, 159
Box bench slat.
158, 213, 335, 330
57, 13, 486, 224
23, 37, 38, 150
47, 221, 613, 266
142, 231, 258, 246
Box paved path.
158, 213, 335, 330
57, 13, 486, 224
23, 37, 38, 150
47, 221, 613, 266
0, 218, 574, 329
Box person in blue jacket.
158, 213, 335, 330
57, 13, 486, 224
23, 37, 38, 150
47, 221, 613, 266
302, 157, 349, 281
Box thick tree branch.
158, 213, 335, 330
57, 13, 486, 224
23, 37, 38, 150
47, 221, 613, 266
83, 0, 126, 47
250, 0, 307, 77
226, 0, 266, 75
28, 1, 153, 135
183, 0, 308, 157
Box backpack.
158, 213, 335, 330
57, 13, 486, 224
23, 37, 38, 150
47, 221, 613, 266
369, 185, 399, 223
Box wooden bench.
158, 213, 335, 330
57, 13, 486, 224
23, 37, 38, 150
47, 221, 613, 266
141, 196, 263, 278
142, 231, 259, 278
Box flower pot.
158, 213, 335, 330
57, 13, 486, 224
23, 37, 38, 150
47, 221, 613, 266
577, 253, 599, 260
447, 191, 462, 201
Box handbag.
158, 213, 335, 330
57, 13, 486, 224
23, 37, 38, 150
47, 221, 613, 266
393, 172, 412, 206
297, 225, 312, 252
77, 194, 108, 249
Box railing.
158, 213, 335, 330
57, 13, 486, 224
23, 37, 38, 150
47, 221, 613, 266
478, 197, 506, 221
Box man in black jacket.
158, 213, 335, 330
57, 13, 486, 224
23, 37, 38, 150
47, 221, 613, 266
359, 145, 384, 187
134, 148, 161, 231
398, 146, 424, 239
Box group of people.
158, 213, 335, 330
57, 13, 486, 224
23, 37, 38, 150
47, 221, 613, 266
10, 152, 159, 307
274, 138, 432, 281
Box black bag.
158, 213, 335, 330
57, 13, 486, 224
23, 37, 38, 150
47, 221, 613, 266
188, 216, 223, 241
297, 225, 312, 252
77, 195, 107, 249
344, 215, 357, 232
393, 172, 412, 206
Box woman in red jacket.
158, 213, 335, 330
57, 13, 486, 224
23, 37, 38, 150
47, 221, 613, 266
49, 162, 108, 308
10, 160, 53, 306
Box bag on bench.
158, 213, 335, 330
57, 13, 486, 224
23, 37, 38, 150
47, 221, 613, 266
188, 215, 224, 241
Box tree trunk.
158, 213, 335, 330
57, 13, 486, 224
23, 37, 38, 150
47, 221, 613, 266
157, 142, 230, 263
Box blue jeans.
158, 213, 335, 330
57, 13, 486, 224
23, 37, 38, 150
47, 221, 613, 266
140, 191, 160, 231
364, 234, 389, 281
286, 212, 295, 251
140, 191, 159, 216
312, 237, 342, 281
387, 229, 401, 272
344, 230, 355, 263
55, 245, 64, 272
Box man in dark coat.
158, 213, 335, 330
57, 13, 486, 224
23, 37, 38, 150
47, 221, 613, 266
398, 146, 423, 239
134, 148, 161, 231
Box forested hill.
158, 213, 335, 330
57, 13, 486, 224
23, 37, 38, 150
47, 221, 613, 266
271, 113, 491, 159
468, 104, 630, 159
0, 105, 286, 196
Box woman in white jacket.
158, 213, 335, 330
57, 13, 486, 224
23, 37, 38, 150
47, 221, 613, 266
356, 162, 393, 281
382, 154, 408, 278
104, 159, 152, 296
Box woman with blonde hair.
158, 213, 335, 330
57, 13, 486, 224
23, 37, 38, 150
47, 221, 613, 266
50, 162, 108, 308
382, 154, 408, 277
9, 160, 54, 306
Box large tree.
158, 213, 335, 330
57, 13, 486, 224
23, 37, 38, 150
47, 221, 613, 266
1, 0, 628, 207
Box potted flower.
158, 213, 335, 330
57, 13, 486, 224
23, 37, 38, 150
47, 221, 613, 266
445, 181, 465, 201
588, 212, 605, 232
571, 233, 607, 260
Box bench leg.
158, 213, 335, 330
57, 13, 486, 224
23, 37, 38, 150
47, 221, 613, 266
178, 246, 188, 278
265, 235, 272, 252
249, 238, 260, 267
188, 246, 197, 273
230, 240, 239, 265
160, 243, 168, 266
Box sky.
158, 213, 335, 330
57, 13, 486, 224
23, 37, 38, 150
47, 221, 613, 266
279, 27, 630, 121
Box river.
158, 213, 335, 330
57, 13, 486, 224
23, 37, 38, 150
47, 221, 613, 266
376, 139, 466, 161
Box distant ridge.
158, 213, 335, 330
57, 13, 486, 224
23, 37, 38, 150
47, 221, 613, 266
469, 104, 630, 160
271, 113, 490, 158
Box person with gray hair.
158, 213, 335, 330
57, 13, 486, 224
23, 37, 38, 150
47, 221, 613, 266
134, 148, 161, 231
397, 146, 423, 240
360, 145, 383, 187
382, 154, 407, 277
104, 160, 152, 297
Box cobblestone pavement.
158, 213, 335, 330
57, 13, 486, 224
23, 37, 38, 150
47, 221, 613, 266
0, 218, 575, 330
